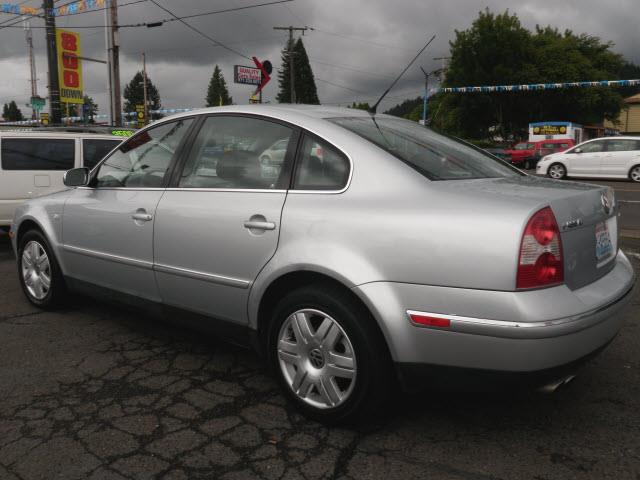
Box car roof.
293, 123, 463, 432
0, 130, 122, 139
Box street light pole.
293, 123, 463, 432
109, 0, 122, 126
43, 0, 61, 124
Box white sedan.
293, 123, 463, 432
537, 136, 640, 182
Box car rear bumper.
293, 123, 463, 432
353, 250, 635, 376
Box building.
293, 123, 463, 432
604, 93, 640, 135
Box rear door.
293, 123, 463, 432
566, 139, 606, 176
602, 139, 640, 178
0, 136, 75, 225
62, 118, 194, 300
153, 115, 298, 324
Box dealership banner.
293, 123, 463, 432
56, 29, 84, 104
234, 65, 262, 86
438, 79, 640, 94
1, 0, 104, 16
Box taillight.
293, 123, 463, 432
516, 207, 563, 289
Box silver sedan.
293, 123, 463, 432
9, 105, 636, 423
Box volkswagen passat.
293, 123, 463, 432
10, 106, 636, 423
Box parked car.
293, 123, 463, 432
10, 106, 635, 423
506, 139, 575, 170
537, 137, 640, 182
484, 147, 511, 162
0, 131, 123, 230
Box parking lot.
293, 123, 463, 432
0, 229, 638, 480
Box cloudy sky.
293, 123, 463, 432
0, 0, 639, 118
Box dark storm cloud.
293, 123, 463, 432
0, 0, 638, 114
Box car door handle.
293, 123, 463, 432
244, 220, 276, 230
132, 212, 153, 222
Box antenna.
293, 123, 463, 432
368, 34, 436, 115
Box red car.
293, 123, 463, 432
506, 139, 575, 169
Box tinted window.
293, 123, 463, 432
83, 139, 120, 169
514, 143, 534, 150
179, 116, 294, 189
606, 139, 640, 152
1, 138, 74, 170
330, 116, 521, 181
95, 118, 193, 188
294, 135, 350, 190
576, 141, 605, 153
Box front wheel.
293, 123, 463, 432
630, 165, 640, 183
548, 163, 567, 180
17, 230, 67, 308
267, 283, 392, 424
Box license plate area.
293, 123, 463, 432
595, 217, 616, 267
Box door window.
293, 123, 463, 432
293, 135, 350, 190
82, 139, 121, 170
1, 138, 74, 170
94, 118, 193, 188
605, 139, 640, 152
576, 141, 605, 153
178, 116, 295, 189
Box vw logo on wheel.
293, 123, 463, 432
309, 348, 325, 369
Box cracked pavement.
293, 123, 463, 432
0, 233, 638, 480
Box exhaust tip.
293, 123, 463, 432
538, 374, 576, 394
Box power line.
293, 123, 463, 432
312, 27, 415, 52
148, 0, 250, 59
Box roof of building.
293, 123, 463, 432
624, 93, 640, 104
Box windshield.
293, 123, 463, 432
513, 143, 533, 150
329, 116, 522, 181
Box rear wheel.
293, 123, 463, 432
17, 230, 67, 308
267, 283, 392, 424
523, 159, 532, 170
548, 163, 567, 180
630, 165, 640, 183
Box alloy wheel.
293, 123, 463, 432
549, 164, 565, 179
277, 308, 357, 409
21, 240, 51, 300
631, 166, 640, 183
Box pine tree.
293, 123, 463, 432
123, 71, 161, 116
206, 65, 232, 107
3, 101, 23, 121
276, 37, 319, 104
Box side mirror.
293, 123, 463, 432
573, 148, 582, 154
63, 167, 90, 187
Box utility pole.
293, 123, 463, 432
24, 19, 38, 119
142, 52, 148, 124
108, 0, 122, 126
43, 0, 61, 124
419, 67, 442, 126
273, 26, 310, 104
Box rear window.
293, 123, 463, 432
1, 138, 74, 171
329, 116, 522, 181
514, 143, 534, 150
83, 139, 120, 169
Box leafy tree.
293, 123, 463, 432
430, 9, 627, 140
2, 101, 24, 121
348, 102, 370, 110
277, 37, 319, 104
124, 71, 161, 118
206, 65, 232, 106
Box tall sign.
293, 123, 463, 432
56, 29, 84, 104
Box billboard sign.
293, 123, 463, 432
234, 65, 262, 86
56, 29, 84, 104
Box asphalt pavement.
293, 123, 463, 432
0, 232, 639, 480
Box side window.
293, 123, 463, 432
578, 141, 605, 153
178, 116, 295, 189
294, 135, 350, 191
606, 139, 638, 152
95, 118, 193, 188
1, 138, 74, 170
83, 139, 121, 170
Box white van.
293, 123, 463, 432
0, 131, 123, 228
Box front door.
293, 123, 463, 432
153, 115, 298, 324
567, 139, 606, 176
62, 118, 195, 301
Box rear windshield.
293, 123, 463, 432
329, 116, 522, 181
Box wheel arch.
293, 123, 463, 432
629, 163, 640, 181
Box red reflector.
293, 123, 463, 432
409, 313, 451, 328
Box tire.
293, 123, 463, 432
523, 159, 532, 170
548, 162, 567, 180
267, 283, 393, 424
17, 230, 67, 309
630, 165, 640, 183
